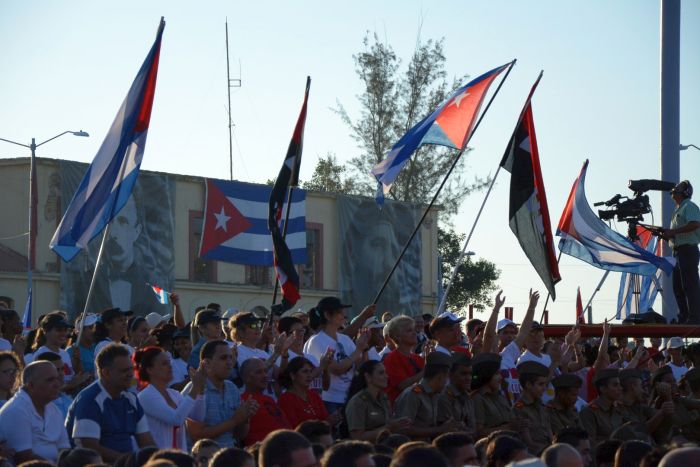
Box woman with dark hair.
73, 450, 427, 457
303, 297, 369, 413
0, 309, 22, 353
127, 317, 156, 350
278, 356, 330, 428
276, 316, 331, 393
344, 360, 410, 441
134, 346, 206, 449
471, 353, 514, 438
57, 447, 102, 467
0, 351, 21, 407
485, 435, 529, 467
94, 307, 134, 359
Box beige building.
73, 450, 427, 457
0, 157, 439, 323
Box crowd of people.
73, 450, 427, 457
0, 290, 698, 467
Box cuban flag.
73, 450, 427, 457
50, 19, 165, 261
150, 284, 170, 305
21, 288, 32, 332
371, 63, 510, 205
556, 160, 675, 276
199, 179, 307, 266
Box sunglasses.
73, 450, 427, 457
246, 322, 263, 330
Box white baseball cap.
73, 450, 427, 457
363, 317, 385, 329
497, 318, 517, 333
221, 307, 240, 320
145, 312, 171, 329
77, 313, 99, 327
665, 336, 684, 350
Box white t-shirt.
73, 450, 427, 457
0, 338, 11, 351
378, 346, 392, 360
435, 345, 452, 355
304, 330, 356, 403
0, 389, 70, 461
367, 347, 381, 361
668, 362, 689, 382
500, 341, 522, 404
237, 344, 276, 399
25, 346, 75, 382
517, 350, 555, 403
275, 350, 323, 392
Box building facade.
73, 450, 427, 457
0, 157, 439, 323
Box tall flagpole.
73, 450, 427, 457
372, 59, 516, 305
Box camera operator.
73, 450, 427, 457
658, 180, 700, 324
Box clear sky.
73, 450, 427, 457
1, 1, 698, 323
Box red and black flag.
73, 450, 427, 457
576, 287, 585, 324
268, 77, 310, 309
500, 72, 561, 299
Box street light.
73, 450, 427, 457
680, 143, 699, 152
0, 130, 89, 324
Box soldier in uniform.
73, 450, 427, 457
618, 367, 672, 443
394, 351, 464, 440
512, 361, 552, 455
437, 352, 476, 437
579, 368, 624, 446
547, 373, 584, 436
471, 352, 514, 438
651, 365, 700, 443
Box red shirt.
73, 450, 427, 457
384, 349, 425, 403
241, 392, 291, 446
451, 346, 472, 357
278, 389, 329, 429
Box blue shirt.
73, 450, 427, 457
188, 338, 207, 370
199, 378, 242, 447
66, 380, 149, 453
68, 344, 96, 374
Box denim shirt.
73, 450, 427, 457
202, 378, 241, 447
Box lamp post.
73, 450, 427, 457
0, 130, 89, 325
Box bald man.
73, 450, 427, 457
659, 447, 700, 467
0, 361, 70, 463
541, 443, 583, 467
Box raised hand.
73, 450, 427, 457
12, 334, 26, 356
494, 290, 506, 309
565, 327, 581, 347
170, 292, 180, 307
602, 318, 611, 337
320, 347, 335, 369
355, 329, 370, 352
528, 289, 541, 309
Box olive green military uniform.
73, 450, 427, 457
579, 397, 625, 445
394, 380, 442, 432
546, 399, 582, 434
514, 360, 553, 454
345, 388, 392, 433
670, 396, 700, 443
547, 373, 584, 435
437, 383, 476, 433
473, 390, 513, 432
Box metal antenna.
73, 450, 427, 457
225, 19, 242, 181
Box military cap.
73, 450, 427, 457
426, 351, 452, 367
552, 373, 583, 390
681, 367, 700, 385
471, 352, 501, 371
516, 360, 549, 377
593, 368, 619, 384
450, 352, 472, 368
651, 365, 673, 384
618, 368, 643, 384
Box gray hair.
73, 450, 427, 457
541, 443, 582, 467
384, 316, 415, 342
22, 361, 56, 386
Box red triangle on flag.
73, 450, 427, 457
200, 179, 253, 256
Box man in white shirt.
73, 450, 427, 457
364, 317, 385, 361
665, 337, 689, 382
428, 312, 465, 355
0, 361, 70, 463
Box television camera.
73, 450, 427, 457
595, 179, 675, 240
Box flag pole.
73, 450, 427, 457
539, 249, 563, 322
372, 59, 516, 306
437, 164, 503, 314
75, 156, 132, 347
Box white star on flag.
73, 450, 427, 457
450, 90, 470, 108
213, 206, 231, 232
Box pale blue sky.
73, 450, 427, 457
1, 1, 698, 323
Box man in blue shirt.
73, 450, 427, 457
185, 340, 258, 447
660, 180, 700, 324
66, 343, 155, 462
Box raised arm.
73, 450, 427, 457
593, 319, 611, 372
514, 289, 540, 349
482, 291, 505, 354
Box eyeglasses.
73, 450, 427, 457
0, 368, 18, 376
247, 322, 263, 330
